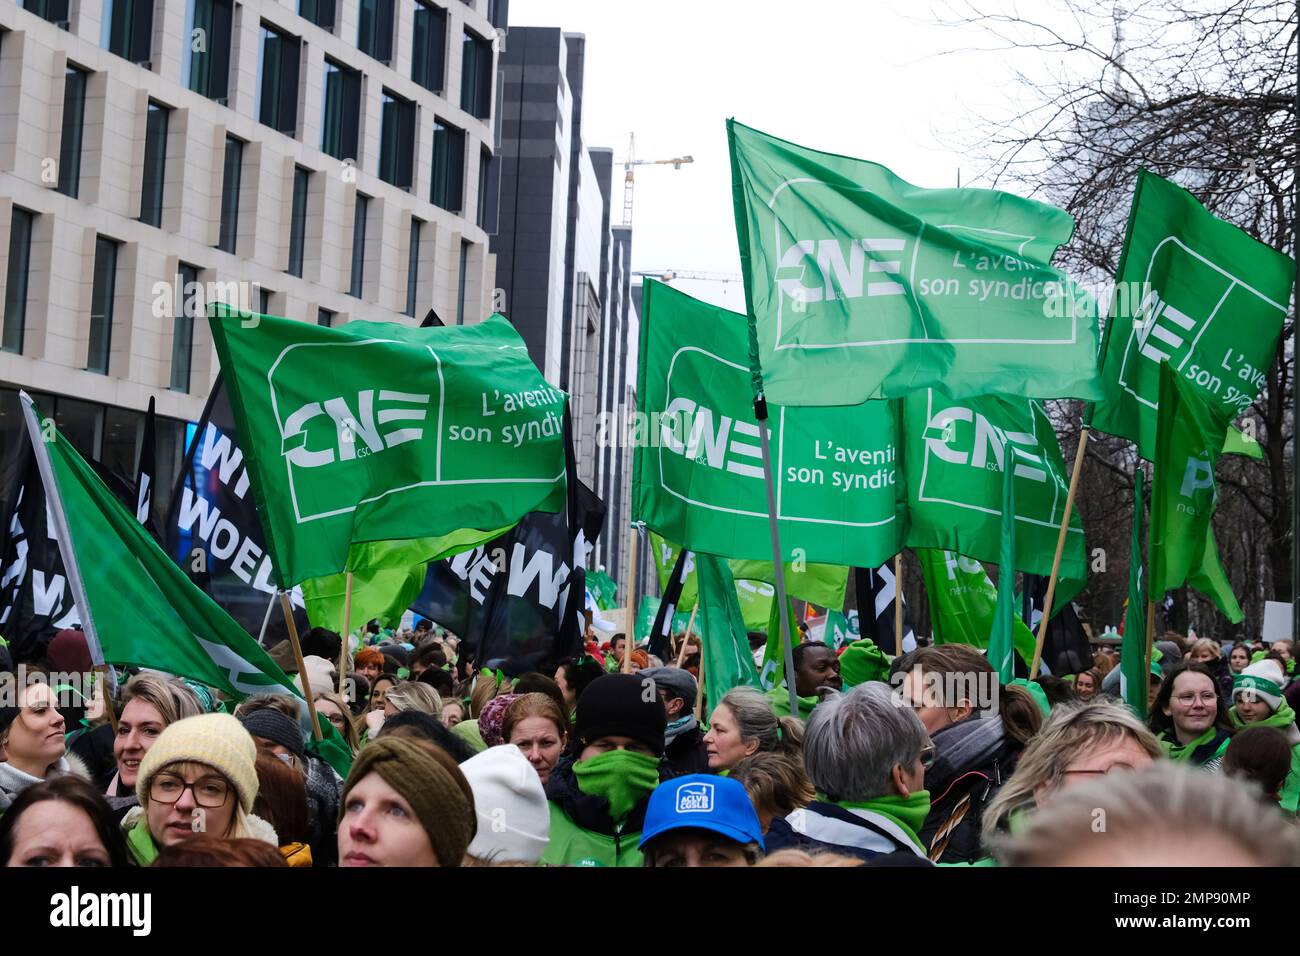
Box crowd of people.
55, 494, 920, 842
1, 620, 1298, 868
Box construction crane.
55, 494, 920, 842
632, 269, 741, 284
622, 133, 693, 227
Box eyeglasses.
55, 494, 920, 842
324, 713, 348, 730
917, 741, 937, 769
149, 773, 231, 808
1173, 693, 1218, 706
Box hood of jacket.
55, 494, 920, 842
0, 752, 91, 810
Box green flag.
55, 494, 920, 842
917, 549, 1036, 667
20, 394, 299, 700
695, 554, 762, 714
735, 578, 775, 632
207, 305, 567, 586
1092, 170, 1294, 460
302, 539, 429, 633
823, 609, 860, 651
1121, 468, 1149, 720
586, 569, 618, 610
903, 388, 1086, 604
988, 457, 1019, 683
1221, 424, 1264, 460
726, 559, 848, 609
727, 119, 1101, 407
1149, 362, 1242, 622
634, 279, 905, 567
758, 592, 800, 692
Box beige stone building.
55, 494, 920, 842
0, 0, 505, 504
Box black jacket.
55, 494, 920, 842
765, 801, 933, 866
663, 724, 711, 777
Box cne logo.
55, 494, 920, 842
923, 406, 1048, 483
282, 389, 430, 468
775, 238, 907, 303
676, 782, 715, 813
660, 398, 764, 479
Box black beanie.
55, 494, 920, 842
238, 708, 307, 761
574, 673, 667, 757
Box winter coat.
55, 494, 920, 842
1157, 726, 1231, 770
68, 723, 117, 789
764, 800, 933, 866
540, 754, 664, 867
0, 752, 92, 813
662, 718, 711, 777
918, 714, 1024, 864
303, 754, 342, 867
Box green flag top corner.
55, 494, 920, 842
726, 118, 1102, 407
207, 306, 568, 586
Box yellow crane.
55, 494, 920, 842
622, 133, 693, 227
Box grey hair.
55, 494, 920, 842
716, 687, 803, 758
803, 682, 928, 803
383, 681, 443, 717
990, 761, 1300, 867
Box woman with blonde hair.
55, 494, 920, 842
313, 691, 360, 755
730, 750, 814, 835
983, 699, 1163, 843
106, 674, 203, 813
382, 681, 443, 719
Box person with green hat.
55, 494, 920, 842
1228, 658, 1300, 812
541, 673, 669, 866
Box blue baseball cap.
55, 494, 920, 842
638, 774, 765, 851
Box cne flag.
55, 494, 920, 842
19, 393, 298, 700
727, 119, 1101, 407
917, 549, 1037, 668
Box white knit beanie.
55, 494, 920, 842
1233, 659, 1286, 712
461, 744, 550, 864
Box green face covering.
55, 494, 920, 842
573, 750, 661, 822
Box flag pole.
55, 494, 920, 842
96, 665, 119, 735
754, 395, 799, 718
694, 626, 706, 722
1143, 598, 1157, 685
893, 553, 904, 657
339, 571, 353, 694
676, 606, 699, 667
623, 525, 640, 674
1029, 426, 1090, 678
280, 590, 323, 742
255, 591, 277, 648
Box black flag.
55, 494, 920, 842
0, 411, 80, 663
164, 375, 307, 642
855, 559, 915, 655
1021, 574, 1091, 676
648, 547, 692, 660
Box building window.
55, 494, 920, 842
287, 166, 310, 277
187, 0, 233, 102
349, 194, 369, 298
321, 58, 361, 161
104, 0, 154, 64
170, 262, 200, 392
357, 0, 394, 62
258, 287, 272, 315
259, 24, 301, 136
299, 0, 335, 30
430, 119, 464, 212
456, 239, 469, 325
88, 237, 119, 374
405, 218, 422, 317
3, 208, 34, 354
410, 0, 446, 93
477, 146, 496, 231
218, 135, 242, 254
22, 0, 70, 27
487, 0, 506, 28
139, 101, 169, 227
57, 66, 87, 198
379, 90, 415, 188
460, 29, 492, 119
317, 307, 334, 327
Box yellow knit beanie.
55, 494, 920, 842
136, 713, 260, 812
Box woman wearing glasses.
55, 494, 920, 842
121, 713, 277, 866
983, 699, 1163, 845
1149, 661, 1234, 771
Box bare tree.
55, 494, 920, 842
937, 0, 1296, 636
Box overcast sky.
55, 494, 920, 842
505, 0, 1102, 310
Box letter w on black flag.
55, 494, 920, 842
648, 546, 692, 660
855, 559, 915, 655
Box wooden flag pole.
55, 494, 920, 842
1029, 426, 1091, 679
338, 572, 353, 695
694, 626, 706, 722
894, 553, 905, 657
1143, 598, 1157, 688
281, 590, 323, 741
676, 606, 699, 667
623, 526, 639, 674
96, 665, 119, 736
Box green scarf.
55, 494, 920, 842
573, 750, 661, 822
1230, 699, 1298, 732
834, 790, 932, 852
1159, 725, 1225, 762
125, 818, 160, 866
